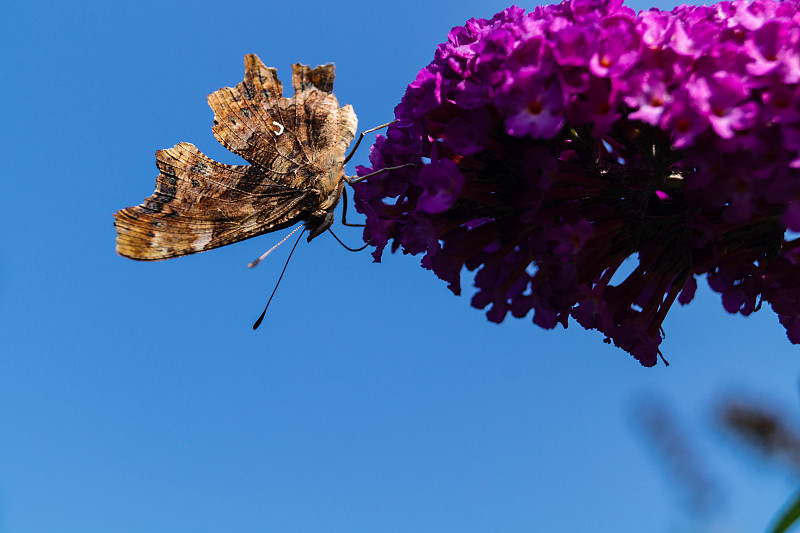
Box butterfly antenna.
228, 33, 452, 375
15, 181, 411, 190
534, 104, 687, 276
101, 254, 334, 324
344, 120, 396, 164
252, 227, 306, 330
248, 225, 303, 268
328, 227, 369, 252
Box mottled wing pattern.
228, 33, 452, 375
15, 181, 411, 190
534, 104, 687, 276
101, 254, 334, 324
114, 142, 317, 260
207, 57, 357, 202
114, 54, 358, 261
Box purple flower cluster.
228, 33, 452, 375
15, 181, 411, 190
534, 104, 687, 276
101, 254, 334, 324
353, 0, 800, 366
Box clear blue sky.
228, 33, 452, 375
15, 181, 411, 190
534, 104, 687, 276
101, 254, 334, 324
3, 1, 800, 531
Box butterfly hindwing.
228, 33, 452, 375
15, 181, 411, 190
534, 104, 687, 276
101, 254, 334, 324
114, 142, 318, 260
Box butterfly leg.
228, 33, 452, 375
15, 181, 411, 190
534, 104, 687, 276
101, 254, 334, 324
345, 163, 417, 185
340, 187, 365, 227
327, 227, 369, 252
343, 121, 396, 164
326, 187, 369, 252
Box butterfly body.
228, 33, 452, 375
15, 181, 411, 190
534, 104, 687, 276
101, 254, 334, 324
114, 55, 357, 260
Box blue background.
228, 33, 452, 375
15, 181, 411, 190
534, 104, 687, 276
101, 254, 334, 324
3, 1, 800, 531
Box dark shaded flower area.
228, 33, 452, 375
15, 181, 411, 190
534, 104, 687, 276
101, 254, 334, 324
353, 0, 800, 366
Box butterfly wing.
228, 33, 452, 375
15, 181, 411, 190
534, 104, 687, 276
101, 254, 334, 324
114, 142, 318, 260
207, 55, 357, 202
114, 55, 357, 261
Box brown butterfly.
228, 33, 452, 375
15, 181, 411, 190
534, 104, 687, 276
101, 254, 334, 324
114, 54, 359, 260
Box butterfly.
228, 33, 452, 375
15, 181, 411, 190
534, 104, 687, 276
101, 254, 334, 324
114, 54, 358, 260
